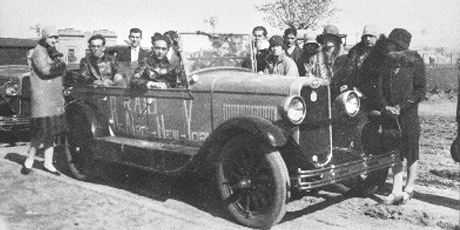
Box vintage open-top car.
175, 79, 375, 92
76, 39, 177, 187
0, 38, 38, 143
64, 32, 399, 229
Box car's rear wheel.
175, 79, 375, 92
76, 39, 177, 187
65, 110, 96, 181
216, 134, 289, 229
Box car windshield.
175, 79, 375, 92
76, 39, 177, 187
180, 32, 254, 73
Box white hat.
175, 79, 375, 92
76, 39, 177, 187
41, 26, 58, 39
362, 25, 379, 38
257, 39, 270, 50
303, 32, 319, 45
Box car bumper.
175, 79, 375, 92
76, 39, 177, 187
293, 149, 398, 190
0, 115, 30, 132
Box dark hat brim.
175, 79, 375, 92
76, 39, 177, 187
316, 33, 347, 44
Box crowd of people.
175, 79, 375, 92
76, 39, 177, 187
22, 24, 426, 207
251, 24, 425, 206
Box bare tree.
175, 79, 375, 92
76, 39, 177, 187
204, 16, 219, 33
29, 23, 42, 38
254, 0, 336, 30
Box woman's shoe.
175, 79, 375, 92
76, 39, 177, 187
381, 193, 404, 205
20, 163, 32, 175
402, 190, 414, 203
43, 166, 61, 176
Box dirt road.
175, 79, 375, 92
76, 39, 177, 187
0, 101, 458, 230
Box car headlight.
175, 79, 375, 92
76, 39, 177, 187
335, 90, 360, 117
4, 81, 19, 96
284, 96, 306, 125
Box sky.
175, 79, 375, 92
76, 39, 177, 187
1, 0, 459, 49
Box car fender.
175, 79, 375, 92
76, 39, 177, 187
65, 100, 109, 139
199, 115, 289, 167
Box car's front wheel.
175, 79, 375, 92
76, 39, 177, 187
216, 134, 290, 229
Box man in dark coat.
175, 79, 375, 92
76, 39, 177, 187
340, 25, 383, 111
131, 33, 181, 89
79, 34, 127, 87
252, 26, 270, 72
297, 32, 320, 76
284, 27, 302, 64
115, 28, 150, 63
378, 28, 426, 205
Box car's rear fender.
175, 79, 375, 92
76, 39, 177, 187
202, 115, 289, 165
65, 100, 110, 139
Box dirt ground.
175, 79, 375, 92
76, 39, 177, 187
0, 100, 459, 230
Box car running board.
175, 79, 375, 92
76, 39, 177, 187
96, 136, 199, 156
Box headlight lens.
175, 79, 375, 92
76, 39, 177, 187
345, 92, 360, 116
285, 96, 306, 124
4, 81, 19, 96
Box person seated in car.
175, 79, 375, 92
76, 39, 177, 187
79, 34, 127, 87
209, 39, 238, 67
131, 33, 181, 89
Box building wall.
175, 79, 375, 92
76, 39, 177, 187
58, 28, 118, 65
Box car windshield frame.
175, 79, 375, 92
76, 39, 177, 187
179, 32, 255, 75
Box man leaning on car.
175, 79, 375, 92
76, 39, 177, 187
78, 34, 127, 87
131, 33, 181, 89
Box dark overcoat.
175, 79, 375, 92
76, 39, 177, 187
377, 50, 426, 162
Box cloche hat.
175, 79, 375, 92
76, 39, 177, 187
362, 25, 379, 38
388, 28, 412, 50
316, 25, 347, 44
303, 32, 319, 46
41, 26, 58, 39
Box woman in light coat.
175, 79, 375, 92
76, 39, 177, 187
21, 26, 67, 175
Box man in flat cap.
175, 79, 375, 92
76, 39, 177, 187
264, 35, 299, 76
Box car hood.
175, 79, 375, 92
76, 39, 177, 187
190, 68, 328, 96
0, 65, 31, 79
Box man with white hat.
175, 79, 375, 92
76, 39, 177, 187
297, 32, 320, 76
338, 25, 383, 111
349, 25, 380, 68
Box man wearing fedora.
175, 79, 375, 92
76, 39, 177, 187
377, 28, 426, 205
296, 32, 320, 76
264, 35, 299, 76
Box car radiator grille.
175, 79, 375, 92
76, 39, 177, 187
298, 86, 331, 165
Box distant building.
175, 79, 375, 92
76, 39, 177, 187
58, 28, 118, 65
0, 38, 36, 66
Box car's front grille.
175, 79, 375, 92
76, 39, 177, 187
301, 86, 329, 123
298, 85, 332, 166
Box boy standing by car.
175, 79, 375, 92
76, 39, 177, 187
264, 35, 299, 76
